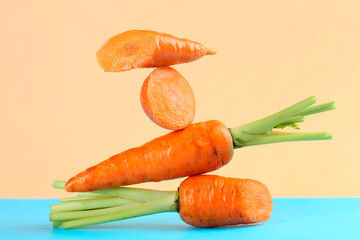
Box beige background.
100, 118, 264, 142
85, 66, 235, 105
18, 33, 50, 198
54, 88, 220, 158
1, 0, 359, 198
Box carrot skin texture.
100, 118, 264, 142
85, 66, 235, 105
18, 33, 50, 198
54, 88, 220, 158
179, 175, 273, 227
96, 30, 215, 72
140, 67, 196, 130
65, 121, 233, 192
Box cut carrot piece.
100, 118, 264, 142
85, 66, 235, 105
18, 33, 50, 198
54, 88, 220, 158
140, 67, 196, 130
239, 178, 274, 224
96, 30, 216, 72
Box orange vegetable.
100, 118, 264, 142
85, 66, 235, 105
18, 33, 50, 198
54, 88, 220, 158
179, 175, 273, 227
65, 96, 334, 193
96, 30, 216, 72
66, 120, 233, 192
52, 175, 273, 229
140, 67, 196, 130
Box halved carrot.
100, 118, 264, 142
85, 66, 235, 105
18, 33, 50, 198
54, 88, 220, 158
140, 67, 196, 130
51, 175, 273, 229
65, 96, 335, 192
96, 30, 216, 72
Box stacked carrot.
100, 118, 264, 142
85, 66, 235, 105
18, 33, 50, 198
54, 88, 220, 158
50, 30, 335, 229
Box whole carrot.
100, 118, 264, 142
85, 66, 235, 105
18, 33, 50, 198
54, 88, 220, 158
96, 30, 216, 72
51, 175, 273, 229
141, 67, 196, 130
65, 96, 335, 192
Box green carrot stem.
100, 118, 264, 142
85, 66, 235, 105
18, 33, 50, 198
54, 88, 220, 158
53, 180, 169, 202
77, 192, 110, 197
235, 96, 316, 134
53, 221, 62, 228
61, 192, 178, 229
243, 131, 332, 146
53, 180, 66, 189
51, 197, 136, 212
294, 101, 335, 117
91, 187, 171, 202
229, 96, 335, 148
50, 202, 142, 221
274, 101, 335, 129
277, 116, 304, 126
59, 195, 114, 202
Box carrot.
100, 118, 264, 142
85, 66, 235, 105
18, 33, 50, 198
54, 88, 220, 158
96, 30, 216, 72
179, 175, 272, 227
66, 119, 233, 192
50, 175, 273, 229
65, 96, 335, 192
140, 67, 196, 130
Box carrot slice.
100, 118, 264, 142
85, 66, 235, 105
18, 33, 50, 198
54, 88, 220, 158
96, 30, 216, 72
140, 67, 196, 130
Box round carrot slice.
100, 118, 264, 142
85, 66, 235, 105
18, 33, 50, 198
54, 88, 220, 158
140, 67, 196, 130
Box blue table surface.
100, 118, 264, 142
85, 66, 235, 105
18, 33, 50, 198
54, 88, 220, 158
0, 198, 359, 240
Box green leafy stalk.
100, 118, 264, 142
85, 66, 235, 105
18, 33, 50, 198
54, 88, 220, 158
53, 180, 66, 189
50, 202, 142, 221
242, 131, 332, 146
294, 101, 335, 117
60, 192, 178, 229
274, 101, 335, 129
229, 96, 335, 148
51, 181, 178, 229
53, 222, 62, 228
53, 180, 170, 202
51, 197, 136, 212
59, 195, 114, 202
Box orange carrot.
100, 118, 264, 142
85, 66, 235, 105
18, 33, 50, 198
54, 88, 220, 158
179, 175, 273, 227
96, 30, 216, 72
51, 175, 273, 229
66, 120, 233, 192
140, 67, 196, 130
65, 96, 334, 192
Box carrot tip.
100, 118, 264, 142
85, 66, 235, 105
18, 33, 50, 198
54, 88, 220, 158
206, 48, 217, 55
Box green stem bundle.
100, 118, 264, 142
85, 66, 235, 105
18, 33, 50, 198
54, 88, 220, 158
50, 180, 177, 229
229, 96, 335, 148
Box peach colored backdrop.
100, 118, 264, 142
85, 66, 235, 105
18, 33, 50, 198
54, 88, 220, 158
1, 0, 359, 198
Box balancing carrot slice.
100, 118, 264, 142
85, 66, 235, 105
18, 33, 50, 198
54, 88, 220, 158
140, 67, 196, 130
96, 30, 216, 72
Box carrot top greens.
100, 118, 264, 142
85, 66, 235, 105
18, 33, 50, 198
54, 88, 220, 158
50, 180, 177, 229
228, 96, 335, 148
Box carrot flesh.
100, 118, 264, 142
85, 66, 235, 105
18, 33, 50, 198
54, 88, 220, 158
96, 30, 216, 72
179, 175, 273, 227
65, 120, 233, 192
140, 67, 196, 130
